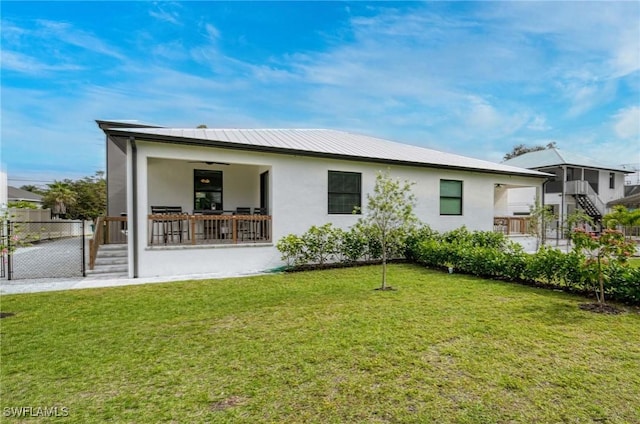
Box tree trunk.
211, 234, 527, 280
381, 248, 387, 290
597, 255, 605, 306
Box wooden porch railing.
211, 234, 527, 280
89, 214, 271, 268
494, 216, 531, 236
88, 216, 128, 270
148, 214, 272, 246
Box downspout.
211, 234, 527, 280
541, 177, 553, 249
130, 136, 139, 278
559, 166, 566, 245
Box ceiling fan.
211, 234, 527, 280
188, 161, 230, 166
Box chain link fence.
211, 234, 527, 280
6, 221, 86, 280
1, 223, 6, 278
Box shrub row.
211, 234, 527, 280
276, 223, 383, 268
277, 223, 639, 304
406, 227, 640, 305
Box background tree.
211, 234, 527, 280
503, 142, 557, 160
65, 172, 107, 220
603, 205, 640, 240
358, 170, 418, 290
7, 201, 38, 209
40, 172, 106, 220
43, 182, 76, 218
19, 185, 46, 195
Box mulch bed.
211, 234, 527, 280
579, 303, 623, 314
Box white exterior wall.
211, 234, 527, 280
597, 171, 626, 206
127, 141, 542, 278
506, 187, 537, 215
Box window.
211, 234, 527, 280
194, 170, 223, 210
328, 171, 361, 214
440, 180, 463, 215
609, 173, 615, 189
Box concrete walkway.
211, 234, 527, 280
0, 270, 267, 295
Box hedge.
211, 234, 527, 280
277, 224, 640, 305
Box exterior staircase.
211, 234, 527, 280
86, 244, 128, 279
566, 180, 605, 224
574, 194, 603, 222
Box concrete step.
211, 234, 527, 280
95, 256, 128, 266
88, 244, 128, 277
87, 264, 129, 275
85, 271, 129, 279
98, 244, 127, 250
97, 249, 128, 259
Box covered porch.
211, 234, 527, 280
492, 182, 538, 236
143, 157, 273, 246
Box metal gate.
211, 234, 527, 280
5, 220, 86, 280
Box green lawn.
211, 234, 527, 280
2, 264, 639, 423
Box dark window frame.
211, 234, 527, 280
440, 179, 463, 216
609, 172, 615, 189
194, 169, 223, 211
328, 171, 362, 215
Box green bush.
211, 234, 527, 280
276, 234, 305, 267
339, 227, 367, 263
300, 223, 342, 265
405, 227, 640, 305
278, 223, 640, 305
607, 266, 640, 303
524, 246, 567, 285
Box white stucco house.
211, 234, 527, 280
502, 148, 632, 234
96, 120, 549, 279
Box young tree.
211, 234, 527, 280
528, 199, 557, 251
571, 228, 636, 308
564, 209, 594, 252
359, 170, 418, 290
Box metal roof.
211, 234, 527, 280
8, 186, 43, 202
502, 148, 630, 173
607, 192, 640, 208
103, 126, 550, 178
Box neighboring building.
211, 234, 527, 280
503, 148, 631, 230
7, 186, 43, 207
97, 120, 548, 279
608, 184, 640, 210
0, 167, 7, 209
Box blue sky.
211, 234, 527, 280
2, 1, 639, 187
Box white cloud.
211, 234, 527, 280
527, 115, 551, 132
0, 50, 83, 74
204, 23, 220, 40
36, 19, 125, 60
149, 2, 181, 25
613, 106, 640, 140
